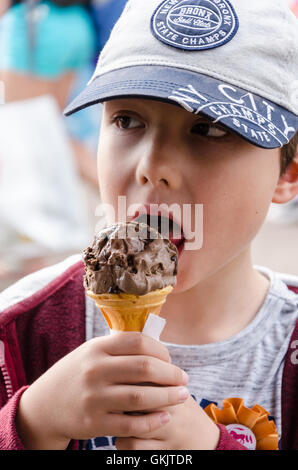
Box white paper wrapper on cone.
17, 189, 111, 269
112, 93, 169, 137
109, 313, 166, 341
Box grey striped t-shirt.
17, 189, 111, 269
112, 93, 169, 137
85, 266, 298, 450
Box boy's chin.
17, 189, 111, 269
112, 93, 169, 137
171, 259, 199, 294
171, 278, 197, 295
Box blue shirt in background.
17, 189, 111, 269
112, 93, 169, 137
0, 1, 96, 78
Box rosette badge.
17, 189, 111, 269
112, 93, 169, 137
204, 398, 279, 450
151, 0, 239, 51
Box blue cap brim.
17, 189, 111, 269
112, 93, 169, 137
64, 65, 298, 149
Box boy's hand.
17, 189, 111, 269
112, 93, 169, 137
115, 394, 220, 450
16, 333, 189, 449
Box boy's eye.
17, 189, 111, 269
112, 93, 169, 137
113, 115, 142, 130
191, 122, 228, 138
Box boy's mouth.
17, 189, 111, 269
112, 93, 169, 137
131, 206, 185, 257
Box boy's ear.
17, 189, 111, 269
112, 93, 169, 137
272, 150, 298, 204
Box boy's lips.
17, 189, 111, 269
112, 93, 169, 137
130, 204, 186, 256
174, 237, 185, 257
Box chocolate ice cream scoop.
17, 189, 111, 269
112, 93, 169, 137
83, 221, 178, 295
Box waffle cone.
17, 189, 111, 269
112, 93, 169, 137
87, 285, 173, 332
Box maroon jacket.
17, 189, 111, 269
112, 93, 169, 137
0, 258, 297, 450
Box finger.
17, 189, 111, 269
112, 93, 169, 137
103, 355, 188, 386
103, 384, 189, 412
116, 437, 165, 450
105, 410, 171, 437
102, 332, 171, 363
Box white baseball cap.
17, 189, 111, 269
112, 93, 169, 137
64, 0, 298, 149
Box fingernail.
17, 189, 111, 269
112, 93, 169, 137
160, 412, 171, 425
182, 370, 189, 384
178, 387, 189, 402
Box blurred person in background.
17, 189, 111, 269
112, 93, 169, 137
0, 0, 98, 187
0, 0, 11, 17
0, 0, 98, 286
65, 0, 129, 174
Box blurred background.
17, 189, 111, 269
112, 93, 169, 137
0, 0, 297, 292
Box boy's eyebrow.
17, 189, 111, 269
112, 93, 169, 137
108, 103, 234, 133
106, 100, 218, 121
194, 113, 231, 130
105, 99, 234, 135
194, 114, 216, 123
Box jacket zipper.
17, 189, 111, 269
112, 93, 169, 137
0, 340, 13, 399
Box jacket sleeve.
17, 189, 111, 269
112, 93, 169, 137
0, 385, 80, 450
215, 424, 247, 450
0, 386, 28, 450
281, 317, 298, 450
0, 259, 86, 450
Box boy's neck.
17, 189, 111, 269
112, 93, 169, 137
160, 247, 270, 345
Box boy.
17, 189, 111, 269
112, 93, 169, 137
1, 0, 298, 451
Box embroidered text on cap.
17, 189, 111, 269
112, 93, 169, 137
151, 0, 239, 51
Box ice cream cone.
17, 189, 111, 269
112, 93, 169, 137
87, 285, 173, 332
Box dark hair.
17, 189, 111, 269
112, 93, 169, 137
280, 131, 298, 176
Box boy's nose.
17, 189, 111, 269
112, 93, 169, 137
135, 135, 183, 191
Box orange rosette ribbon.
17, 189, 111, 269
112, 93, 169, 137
204, 398, 279, 450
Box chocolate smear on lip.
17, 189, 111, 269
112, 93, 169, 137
83, 221, 178, 295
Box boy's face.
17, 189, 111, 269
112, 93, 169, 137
97, 98, 281, 293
